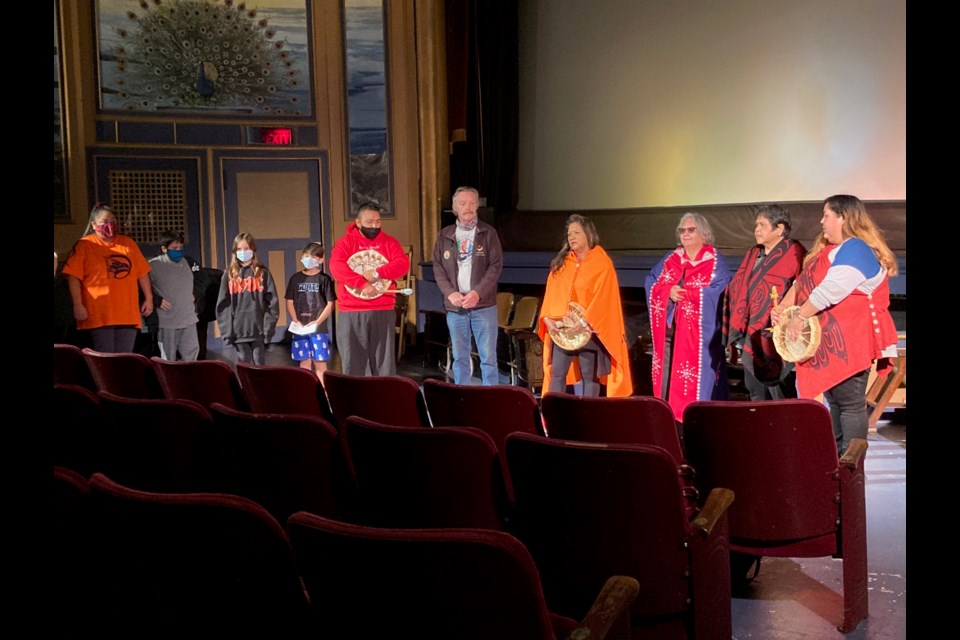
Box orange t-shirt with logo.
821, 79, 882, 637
62, 234, 151, 330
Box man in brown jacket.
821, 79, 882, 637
431, 187, 504, 385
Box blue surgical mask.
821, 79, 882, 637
166, 248, 184, 263
301, 256, 321, 270
236, 249, 254, 263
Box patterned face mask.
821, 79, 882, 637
95, 220, 118, 239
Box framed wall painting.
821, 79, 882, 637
342, 0, 392, 218
95, 0, 314, 117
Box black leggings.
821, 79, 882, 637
548, 339, 604, 397
89, 325, 138, 353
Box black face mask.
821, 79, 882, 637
359, 226, 381, 240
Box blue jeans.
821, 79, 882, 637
447, 305, 499, 385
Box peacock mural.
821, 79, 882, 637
97, 0, 311, 115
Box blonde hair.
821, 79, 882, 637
228, 232, 268, 280
804, 195, 898, 276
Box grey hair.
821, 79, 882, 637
677, 212, 714, 245
452, 186, 479, 202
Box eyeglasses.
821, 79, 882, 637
677, 226, 697, 235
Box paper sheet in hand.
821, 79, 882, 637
288, 321, 318, 336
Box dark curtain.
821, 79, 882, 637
446, 0, 519, 211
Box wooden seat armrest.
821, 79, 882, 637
691, 488, 735, 539
838, 438, 868, 470
568, 575, 640, 640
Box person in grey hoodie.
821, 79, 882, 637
149, 230, 200, 361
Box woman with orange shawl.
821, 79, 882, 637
538, 215, 633, 397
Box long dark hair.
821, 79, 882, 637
804, 195, 897, 276
550, 214, 599, 273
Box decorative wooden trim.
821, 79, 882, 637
415, 0, 449, 276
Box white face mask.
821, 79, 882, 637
301, 256, 321, 270
236, 249, 254, 263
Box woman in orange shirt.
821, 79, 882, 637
62, 204, 154, 353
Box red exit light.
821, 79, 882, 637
258, 127, 293, 145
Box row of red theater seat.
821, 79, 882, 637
52, 344, 869, 634
55, 467, 640, 637
51, 382, 733, 637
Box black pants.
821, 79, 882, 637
741, 349, 797, 402
548, 338, 606, 397
89, 325, 138, 353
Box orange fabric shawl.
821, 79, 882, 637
537, 246, 633, 397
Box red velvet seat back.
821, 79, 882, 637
287, 512, 560, 640
54, 343, 95, 390
682, 399, 840, 543
52, 467, 93, 624
323, 370, 430, 429
87, 473, 308, 628
505, 433, 693, 621
52, 384, 104, 475
235, 361, 334, 423
96, 391, 211, 492
153, 357, 246, 410
202, 403, 341, 522
422, 378, 544, 456
540, 393, 683, 461
83, 348, 162, 399
343, 416, 509, 530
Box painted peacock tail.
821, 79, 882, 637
104, 0, 302, 113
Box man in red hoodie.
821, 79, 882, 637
329, 203, 410, 375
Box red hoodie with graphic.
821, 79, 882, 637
329, 223, 410, 313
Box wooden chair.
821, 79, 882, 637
682, 399, 868, 633
866, 331, 906, 427
287, 511, 640, 640
506, 433, 735, 639
503, 296, 542, 388
395, 244, 415, 361
322, 370, 430, 430
496, 291, 517, 328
